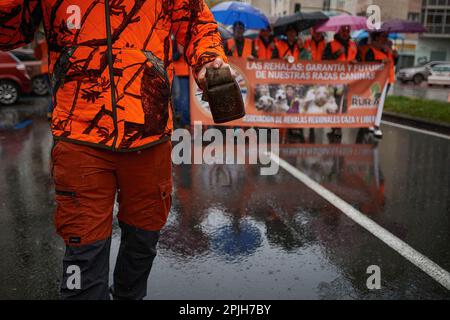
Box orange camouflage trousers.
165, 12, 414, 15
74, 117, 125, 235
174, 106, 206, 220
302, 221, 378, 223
51, 140, 173, 246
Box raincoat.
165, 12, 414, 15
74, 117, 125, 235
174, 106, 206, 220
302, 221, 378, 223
0, 0, 226, 151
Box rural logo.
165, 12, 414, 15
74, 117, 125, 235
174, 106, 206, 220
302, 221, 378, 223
350, 82, 383, 109
193, 63, 249, 117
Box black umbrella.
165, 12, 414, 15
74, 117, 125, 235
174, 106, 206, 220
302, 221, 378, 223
273, 11, 329, 35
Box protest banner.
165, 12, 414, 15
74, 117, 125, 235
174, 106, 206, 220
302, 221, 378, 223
190, 58, 390, 128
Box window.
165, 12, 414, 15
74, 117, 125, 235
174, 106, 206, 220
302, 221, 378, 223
430, 51, 447, 61
408, 12, 420, 22
432, 65, 450, 72
11, 51, 37, 62
422, 7, 449, 34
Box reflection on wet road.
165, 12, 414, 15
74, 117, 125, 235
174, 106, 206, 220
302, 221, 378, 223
0, 98, 449, 299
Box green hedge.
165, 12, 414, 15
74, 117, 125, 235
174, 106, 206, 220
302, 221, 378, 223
384, 96, 450, 125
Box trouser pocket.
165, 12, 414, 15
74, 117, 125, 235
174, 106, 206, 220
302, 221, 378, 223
159, 179, 172, 218
52, 141, 117, 245
54, 189, 90, 245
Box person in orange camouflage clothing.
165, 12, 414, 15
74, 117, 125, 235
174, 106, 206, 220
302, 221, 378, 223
0, 0, 228, 300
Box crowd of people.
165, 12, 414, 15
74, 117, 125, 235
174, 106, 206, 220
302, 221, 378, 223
222, 21, 397, 78
172, 21, 398, 139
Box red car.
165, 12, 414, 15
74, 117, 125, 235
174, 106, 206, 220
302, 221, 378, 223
11, 48, 49, 96
0, 51, 32, 105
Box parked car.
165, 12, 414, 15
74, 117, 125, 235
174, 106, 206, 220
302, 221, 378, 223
428, 64, 450, 87
11, 48, 49, 96
0, 51, 32, 105
397, 61, 449, 85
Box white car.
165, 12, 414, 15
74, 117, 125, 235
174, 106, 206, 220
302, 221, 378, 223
428, 64, 450, 87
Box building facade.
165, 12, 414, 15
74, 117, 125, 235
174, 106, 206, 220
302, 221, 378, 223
241, 0, 272, 16
271, 0, 360, 16
271, 0, 328, 16
416, 0, 450, 63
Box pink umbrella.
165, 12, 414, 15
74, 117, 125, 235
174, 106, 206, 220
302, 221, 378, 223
315, 15, 368, 32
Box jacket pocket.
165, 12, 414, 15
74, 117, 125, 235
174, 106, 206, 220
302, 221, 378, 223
141, 51, 171, 137
118, 49, 171, 141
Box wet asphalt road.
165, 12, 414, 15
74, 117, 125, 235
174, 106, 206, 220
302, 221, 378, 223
0, 97, 449, 300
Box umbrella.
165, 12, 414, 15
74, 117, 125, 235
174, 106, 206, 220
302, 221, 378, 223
273, 11, 329, 36
211, 1, 269, 29
352, 30, 405, 40
380, 19, 427, 33
386, 33, 406, 40
210, 221, 262, 259
315, 15, 368, 32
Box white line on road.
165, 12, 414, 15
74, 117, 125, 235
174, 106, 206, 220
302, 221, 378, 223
382, 120, 450, 140
269, 152, 450, 291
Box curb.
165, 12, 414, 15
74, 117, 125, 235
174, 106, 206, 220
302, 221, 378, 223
382, 111, 450, 136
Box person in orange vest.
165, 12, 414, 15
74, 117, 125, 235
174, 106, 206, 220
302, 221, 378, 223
363, 32, 399, 139
364, 32, 398, 84
253, 26, 277, 60
274, 24, 310, 63
34, 39, 49, 74
322, 25, 358, 139
225, 21, 256, 59
386, 39, 399, 86
304, 29, 327, 62
34, 35, 52, 119
356, 35, 370, 58
172, 39, 191, 128
322, 25, 358, 62
274, 25, 310, 140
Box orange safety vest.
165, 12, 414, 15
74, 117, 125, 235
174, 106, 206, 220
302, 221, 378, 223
35, 40, 49, 74
330, 40, 358, 62
226, 38, 253, 58
358, 44, 371, 62
253, 37, 275, 60
367, 46, 395, 84
304, 38, 326, 62
386, 48, 397, 84
173, 56, 189, 77
276, 39, 301, 63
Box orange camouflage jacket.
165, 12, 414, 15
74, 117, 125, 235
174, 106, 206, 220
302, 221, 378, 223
0, 0, 226, 151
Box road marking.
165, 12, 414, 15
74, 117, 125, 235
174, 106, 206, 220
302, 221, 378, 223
269, 152, 450, 291
382, 120, 450, 140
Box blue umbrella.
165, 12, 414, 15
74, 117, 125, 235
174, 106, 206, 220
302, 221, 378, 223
211, 1, 269, 30
387, 33, 406, 40
352, 30, 405, 40
351, 30, 368, 40
210, 221, 262, 259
